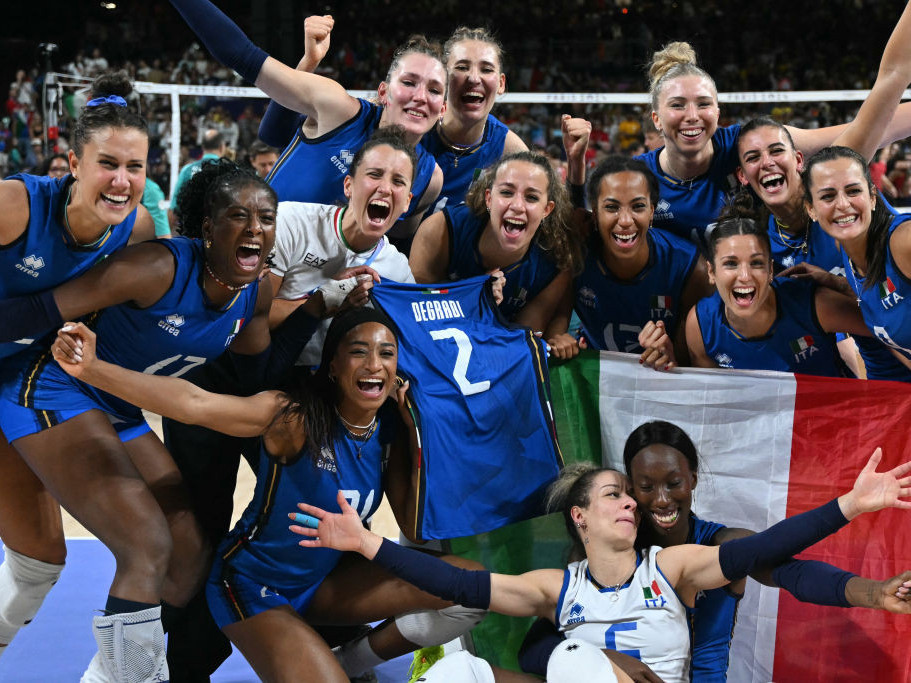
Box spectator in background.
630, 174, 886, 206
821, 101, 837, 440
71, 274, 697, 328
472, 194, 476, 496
642, 113, 663, 151
38, 153, 70, 178
246, 140, 278, 178
142, 177, 171, 238
168, 128, 226, 229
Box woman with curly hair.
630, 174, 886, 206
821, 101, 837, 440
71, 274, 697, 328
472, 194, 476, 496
409, 151, 581, 333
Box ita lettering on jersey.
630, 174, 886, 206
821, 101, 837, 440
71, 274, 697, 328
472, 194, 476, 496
15, 254, 45, 278
650, 294, 673, 319
789, 334, 818, 363
879, 277, 904, 310
566, 602, 586, 625
643, 580, 667, 609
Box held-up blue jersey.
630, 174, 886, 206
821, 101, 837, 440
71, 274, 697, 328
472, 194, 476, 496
695, 277, 846, 377
218, 412, 393, 592
574, 228, 698, 352
444, 203, 559, 321
5, 237, 260, 424
845, 211, 911, 364
420, 115, 510, 215
370, 276, 563, 540
265, 98, 436, 223
0, 174, 135, 361
767, 215, 911, 382
636, 124, 741, 249
688, 516, 741, 683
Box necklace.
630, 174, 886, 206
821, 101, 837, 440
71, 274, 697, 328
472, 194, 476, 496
204, 261, 249, 292
336, 408, 378, 458
774, 216, 808, 255
437, 121, 484, 168
589, 566, 635, 602
63, 184, 113, 248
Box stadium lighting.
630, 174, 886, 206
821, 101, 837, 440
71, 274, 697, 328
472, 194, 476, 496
100, 2, 116, 8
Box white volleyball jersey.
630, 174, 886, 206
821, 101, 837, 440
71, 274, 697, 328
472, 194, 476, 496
555, 546, 690, 683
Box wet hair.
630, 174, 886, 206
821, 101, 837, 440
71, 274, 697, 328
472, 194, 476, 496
277, 308, 399, 465
348, 125, 418, 186
647, 41, 717, 112
545, 463, 625, 561
385, 34, 447, 90
174, 157, 277, 238
802, 145, 891, 290
466, 151, 582, 273
586, 155, 659, 209
72, 71, 148, 157
707, 199, 772, 264
443, 26, 504, 71
622, 421, 699, 476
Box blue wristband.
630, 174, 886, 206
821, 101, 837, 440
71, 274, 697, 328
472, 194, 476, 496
0, 289, 63, 343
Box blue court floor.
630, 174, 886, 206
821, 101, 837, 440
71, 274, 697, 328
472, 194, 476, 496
0, 540, 411, 682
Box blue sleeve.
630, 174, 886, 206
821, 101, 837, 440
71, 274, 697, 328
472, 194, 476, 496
258, 101, 305, 148
168, 0, 268, 84
373, 538, 491, 609
518, 618, 565, 676
718, 498, 848, 581
771, 559, 855, 608
0, 289, 63, 343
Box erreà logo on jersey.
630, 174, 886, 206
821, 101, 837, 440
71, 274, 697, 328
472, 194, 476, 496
879, 276, 904, 310
566, 602, 585, 625
654, 198, 673, 220
714, 352, 733, 368
577, 286, 597, 308
331, 148, 354, 174
15, 254, 45, 278
157, 313, 184, 337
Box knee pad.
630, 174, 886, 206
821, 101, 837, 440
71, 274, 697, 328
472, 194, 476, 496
0, 547, 64, 649
416, 651, 495, 683
547, 638, 618, 683
81, 606, 168, 683
395, 604, 487, 647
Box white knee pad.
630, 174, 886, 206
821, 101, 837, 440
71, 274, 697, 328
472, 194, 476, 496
0, 547, 64, 653
415, 651, 495, 683
395, 604, 487, 647
547, 638, 618, 683
80, 606, 168, 683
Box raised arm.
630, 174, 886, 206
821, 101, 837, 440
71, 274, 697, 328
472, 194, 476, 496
659, 448, 911, 605
290, 490, 563, 619
52, 322, 282, 437
167, 0, 359, 132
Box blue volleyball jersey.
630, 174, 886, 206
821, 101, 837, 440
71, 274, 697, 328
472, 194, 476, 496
444, 203, 559, 321
265, 98, 436, 222
0, 174, 135, 360
688, 516, 740, 683
370, 276, 563, 540
768, 214, 911, 382
844, 211, 911, 364
637, 124, 741, 248
8, 237, 260, 423
767, 214, 844, 275
574, 228, 698, 353
219, 412, 392, 592
420, 115, 510, 214
695, 277, 846, 377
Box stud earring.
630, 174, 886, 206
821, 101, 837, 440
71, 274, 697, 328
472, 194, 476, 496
204, 239, 212, 249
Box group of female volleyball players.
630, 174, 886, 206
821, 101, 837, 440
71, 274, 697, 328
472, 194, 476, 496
2, 0, 911, 681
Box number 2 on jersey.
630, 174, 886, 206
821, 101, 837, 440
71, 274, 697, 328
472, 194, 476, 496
429, 328, 490, 396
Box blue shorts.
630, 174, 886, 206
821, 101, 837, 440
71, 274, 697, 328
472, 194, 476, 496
206, 557, 324, 629
0, 395, 151, 443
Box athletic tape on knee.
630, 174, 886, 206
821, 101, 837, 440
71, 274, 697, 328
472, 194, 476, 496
395, 605, 487, 647
547, 638, 618, 683
415, 651, 495, 683
0, 547, 64, 646
87, 605, 168, 683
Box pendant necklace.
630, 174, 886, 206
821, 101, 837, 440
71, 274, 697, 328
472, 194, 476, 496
336, 408, 378, 458
63, 184, 112, 248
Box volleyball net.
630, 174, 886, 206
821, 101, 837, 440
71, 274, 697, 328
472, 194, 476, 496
44, 73, 911, 202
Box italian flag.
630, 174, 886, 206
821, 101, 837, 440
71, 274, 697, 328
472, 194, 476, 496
231, 319, 244, 334
650, 295, 671, 310
789, 335, 814, 353
879, 277, 897, 299
455, 351, 911, 680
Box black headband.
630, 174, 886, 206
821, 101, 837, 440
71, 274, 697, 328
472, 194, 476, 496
318, 306, 398, 372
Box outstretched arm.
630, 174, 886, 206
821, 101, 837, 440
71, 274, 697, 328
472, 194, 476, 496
52, 322, 282, 437
290, 490, 562, 619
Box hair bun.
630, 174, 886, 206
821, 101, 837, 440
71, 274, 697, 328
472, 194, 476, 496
90, 70, 133, 100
